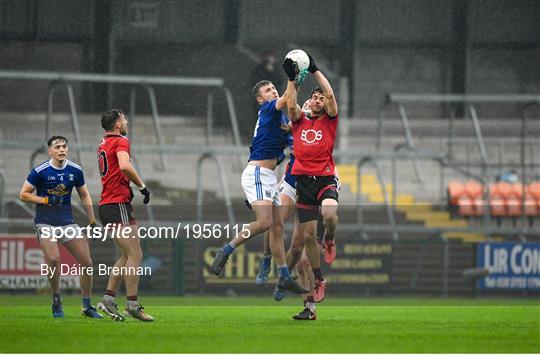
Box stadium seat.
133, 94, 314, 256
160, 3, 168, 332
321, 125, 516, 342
488, 183, 500, 198
447, 181, 465, 205
527, 181, 540, 199
457, 195, 474, 217
465, 180, 483, 200
511, 183, 525, 199
473, 197, 485, 216
495, 181, 513, 199
489, 196, 506, 217
505, 195, 522, 217
524, 195, 538, 216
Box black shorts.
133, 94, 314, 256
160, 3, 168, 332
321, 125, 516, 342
98, 203, 137, 226
296, 175, 339, 223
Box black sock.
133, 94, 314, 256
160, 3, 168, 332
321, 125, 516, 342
312, 268, 324, 281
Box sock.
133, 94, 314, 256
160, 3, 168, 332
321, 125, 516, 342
277, 264, 290, 279
127, 295, 138, 309
262, 254, 272, 267
324, 230, 334, 241
52, 293, 61, 304
82, 297, 91, 308
223, 243, 235, 256
306, 296, 316, 311
104, 289, 116, 302
312, 268, 324, 281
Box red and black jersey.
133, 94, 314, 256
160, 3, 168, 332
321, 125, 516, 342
291, 112, 338, 176
97, 134, 132, 205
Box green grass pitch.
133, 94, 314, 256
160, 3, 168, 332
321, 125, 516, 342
1, 296, 538, 353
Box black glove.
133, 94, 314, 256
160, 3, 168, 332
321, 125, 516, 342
282, 58, 297, 81
45, 195, 62, 205
140, 186, 151, 204
307, 53, 318, 73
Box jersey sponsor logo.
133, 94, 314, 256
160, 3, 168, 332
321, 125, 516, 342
300, 129, 323, 144
47, 183, 68, 197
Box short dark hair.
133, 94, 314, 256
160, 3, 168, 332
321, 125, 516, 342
252, 80, 272, 101
101, 109, 124, 131
310, 86, 324, 98
47, 135, 68, 146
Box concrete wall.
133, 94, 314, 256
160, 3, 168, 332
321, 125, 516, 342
1, 0, 538, 121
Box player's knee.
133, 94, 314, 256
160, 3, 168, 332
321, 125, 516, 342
303, 230, 316, 242
323, 213, 338, 227
47, 256, 60, 266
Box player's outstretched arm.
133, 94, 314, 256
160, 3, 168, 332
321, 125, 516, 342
286, 80, 302, 122
75, 185, 96, 224
117, 151, 151, 204
307, 54, 338, 117
19, 182, 47, 205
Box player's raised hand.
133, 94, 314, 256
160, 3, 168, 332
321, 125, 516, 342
282, 58, 297, 81
307, 53, 318, 73
139, 186, 151, 204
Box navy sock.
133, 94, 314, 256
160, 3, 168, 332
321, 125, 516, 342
82, 297, 91, 308
223, 243, 235, 256
277, 264, 290, 279
262, 255, 272, 267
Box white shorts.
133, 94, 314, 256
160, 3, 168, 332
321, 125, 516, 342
278, 176, 297, 203
34, 223, 81, 244
242, 165, 280, 206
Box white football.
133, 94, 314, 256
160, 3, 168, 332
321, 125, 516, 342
285, 49, 309, 73
285, 49, 310, 85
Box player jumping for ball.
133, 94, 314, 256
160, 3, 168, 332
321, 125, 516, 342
95, 109, 153, 322
20, 136, 102, 318
210, 80, 308, 300
282, 53, 340, 310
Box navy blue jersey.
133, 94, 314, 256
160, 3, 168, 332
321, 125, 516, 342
249, 99, 290, 162
26, 160, 85, 226
284, 153, 296, 187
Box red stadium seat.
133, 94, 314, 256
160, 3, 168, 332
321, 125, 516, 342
448, 181, 465, 205
490, 196, 506, 217
457, 195, 475, 217
473, 197, 485, 216
496, 181, 513, 199
488, 183, 500, 198
527, 182, 540, 200
465, 180, 483, 200
505, 196, 522, 217
511, 183, 525, 199
524, 195, 538, 216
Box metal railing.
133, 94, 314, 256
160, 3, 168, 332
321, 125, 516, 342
377, 94, 540, 182
0, 70, 244, 170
